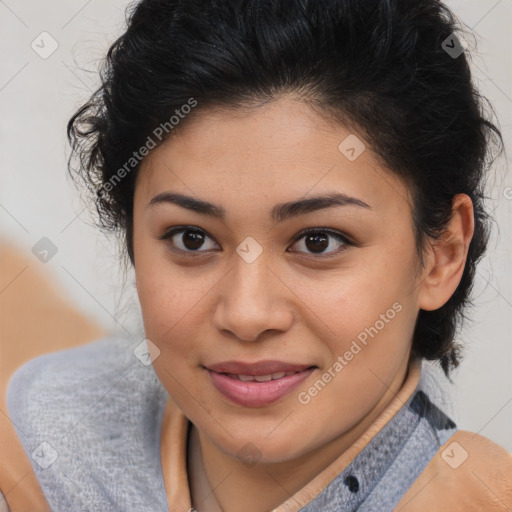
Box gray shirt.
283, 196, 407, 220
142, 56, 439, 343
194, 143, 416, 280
6, 334, 457, 511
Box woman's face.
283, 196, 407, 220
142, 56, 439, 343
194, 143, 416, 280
133, 96, 427, 463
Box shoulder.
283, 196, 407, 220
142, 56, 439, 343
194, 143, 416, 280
6, 334, 169, 510
7, 333, 168, 441
396, 430, 512, 511
7, 334, 163, 422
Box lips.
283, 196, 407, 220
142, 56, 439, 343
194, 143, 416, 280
205, 360, 316, 407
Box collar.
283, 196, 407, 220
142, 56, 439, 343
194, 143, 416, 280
160, 358, 422, 511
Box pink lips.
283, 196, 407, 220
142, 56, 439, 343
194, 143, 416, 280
205, 360, 316, 407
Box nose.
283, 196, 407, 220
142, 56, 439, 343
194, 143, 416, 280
211, 256, 294, 343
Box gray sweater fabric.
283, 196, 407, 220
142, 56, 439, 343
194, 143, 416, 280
6, 334, 457, 512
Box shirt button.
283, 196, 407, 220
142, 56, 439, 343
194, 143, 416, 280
344, 475, 360, 493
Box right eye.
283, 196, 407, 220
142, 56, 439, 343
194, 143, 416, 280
159, 226, 220, 256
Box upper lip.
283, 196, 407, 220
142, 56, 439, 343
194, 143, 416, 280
206, 360, 314, 376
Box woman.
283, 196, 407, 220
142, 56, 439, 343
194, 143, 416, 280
7, 0, 512, 510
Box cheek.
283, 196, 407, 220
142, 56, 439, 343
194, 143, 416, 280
137, 267, 193, 343
135, 252, 217, 369
135, 262, 209, 406
134, 227, 194, 337
298, 259, 411, 341
296, 251, 417, 395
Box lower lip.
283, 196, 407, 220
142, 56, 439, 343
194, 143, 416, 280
207, 368, 316, 407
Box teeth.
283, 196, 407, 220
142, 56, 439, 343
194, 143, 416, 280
238, 374, 255, 382
234, 371, 297, 381
254, 374, 272, 382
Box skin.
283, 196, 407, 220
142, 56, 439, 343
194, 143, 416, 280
132, 95, 474, 511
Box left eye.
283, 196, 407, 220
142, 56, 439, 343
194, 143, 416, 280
288, 228, 351, 258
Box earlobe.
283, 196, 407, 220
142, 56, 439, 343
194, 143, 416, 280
418, 194, 475, 312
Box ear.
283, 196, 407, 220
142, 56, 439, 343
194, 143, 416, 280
418, 194, 475, 311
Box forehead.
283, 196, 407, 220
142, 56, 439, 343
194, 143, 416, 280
135, 96, 413, 221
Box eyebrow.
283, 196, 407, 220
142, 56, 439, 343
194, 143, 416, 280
147, 191, 372, 223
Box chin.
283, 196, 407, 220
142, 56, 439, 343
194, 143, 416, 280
209, 426, 311, 465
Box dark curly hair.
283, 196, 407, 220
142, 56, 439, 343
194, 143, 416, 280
67, 0, 503, 376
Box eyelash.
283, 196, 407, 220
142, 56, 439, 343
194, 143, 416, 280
158, 226, 354, 260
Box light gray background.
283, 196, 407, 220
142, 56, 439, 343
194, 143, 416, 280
1, 0, 511, 451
